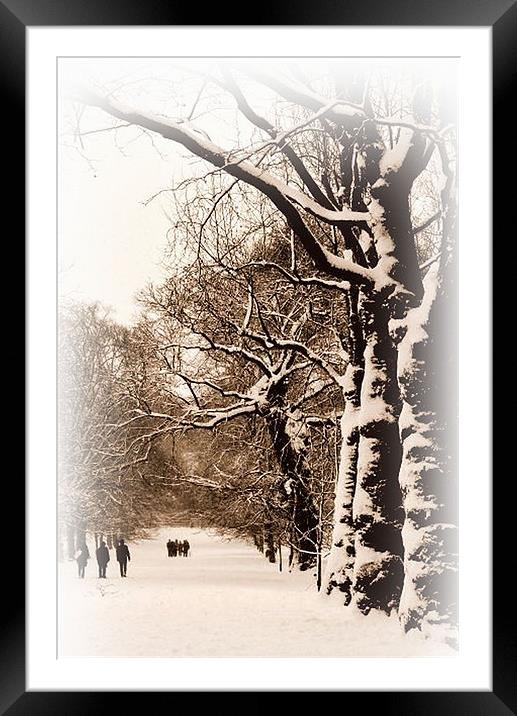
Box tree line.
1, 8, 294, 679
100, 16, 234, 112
60, 61, 457, 645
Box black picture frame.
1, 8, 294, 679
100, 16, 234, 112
8, 1, 509, 712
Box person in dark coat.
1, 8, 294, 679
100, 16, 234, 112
174, 539, 180, 557
183, 539, 190, 557
96, 540, 109, 578
116, 538, 131, 577
166, 539, 173, 557
76, 543, 90, 578
171, 540, 177, 557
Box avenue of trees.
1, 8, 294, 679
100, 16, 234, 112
59, 61, 457, 644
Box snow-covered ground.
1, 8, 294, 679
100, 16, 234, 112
58, 527, 456, 657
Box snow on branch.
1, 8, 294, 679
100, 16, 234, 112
120, 402, 261, 435
222, 69, 341, 212
242, 259, 351, 291
78, 87, 374, 286
378, 128, 429, 183
373, 117, 445, 142
189, 400, 260, 423
418, 252, 442, 271
233, 326, 344, 386
305, 413, 342, 426
160, 331, 274, 377
79, 88, 368, 229
195, 335, 273, 376
176, 374, 256, 403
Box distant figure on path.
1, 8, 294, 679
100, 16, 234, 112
76, 543, 90, 578
167, 539, 173, 557
183, 539, 190, 557
96, 540, 109, 578
116, 538, 131, 577
174, 539, 180, 557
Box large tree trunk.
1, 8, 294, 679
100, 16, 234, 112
352, 294, 404, 614
324, 116, 424, 609
395, 128, 458, 641
396, 254, 458, 641
367, 130, 426, 313
324, 362, 363, 601
344, 127, 427, 616
324, 286, 365, 600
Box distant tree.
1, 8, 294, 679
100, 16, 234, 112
58, 303, 180, 545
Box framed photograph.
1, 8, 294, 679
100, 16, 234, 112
8, 1, 508, 711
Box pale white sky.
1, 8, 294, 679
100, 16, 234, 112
59, 133, 173, 324
58, 59, 267, 324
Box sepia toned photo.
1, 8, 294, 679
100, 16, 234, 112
57, 56, 458, 659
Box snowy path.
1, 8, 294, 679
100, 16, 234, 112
59, 527, 455, 657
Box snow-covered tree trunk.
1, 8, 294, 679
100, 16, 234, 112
352, 294, 404, 614
324, 285, 365, 600
396, 251, 457, 641
367, 130, 426, 312
324, 361, 363, 602
345, 128, 428, 615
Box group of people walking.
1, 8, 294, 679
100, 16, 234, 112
74, 535, 192, 579
167, 538, 190, 557
75, 538, 131, 578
